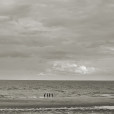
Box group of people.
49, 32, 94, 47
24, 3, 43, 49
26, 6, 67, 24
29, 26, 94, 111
44, 93, 54, 98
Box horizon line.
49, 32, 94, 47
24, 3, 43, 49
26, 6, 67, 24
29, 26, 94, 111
0, 79, 113, 81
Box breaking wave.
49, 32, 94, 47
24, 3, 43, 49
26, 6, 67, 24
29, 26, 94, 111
0, 106, 114, 111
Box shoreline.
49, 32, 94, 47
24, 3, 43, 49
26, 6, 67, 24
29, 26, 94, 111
0, 96, 114, 109
0, 106, 114, 112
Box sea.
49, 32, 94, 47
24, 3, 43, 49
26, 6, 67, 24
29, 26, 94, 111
0, 80, 113, 114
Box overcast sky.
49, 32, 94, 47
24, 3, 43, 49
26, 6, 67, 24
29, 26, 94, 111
0, 0, 114, 80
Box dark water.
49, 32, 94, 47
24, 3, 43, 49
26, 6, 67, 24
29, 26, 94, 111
0, 80, 113, 114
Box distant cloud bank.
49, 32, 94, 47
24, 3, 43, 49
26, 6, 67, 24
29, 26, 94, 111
51, 61, 95, 75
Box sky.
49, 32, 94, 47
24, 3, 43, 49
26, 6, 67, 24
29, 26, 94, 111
0, 0, 114, 80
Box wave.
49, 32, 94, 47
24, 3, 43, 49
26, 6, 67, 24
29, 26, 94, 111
0, 106, 114, 111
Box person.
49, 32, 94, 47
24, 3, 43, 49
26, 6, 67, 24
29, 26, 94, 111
44, 93, 46, 98
52, 93, 53, 97
49, 93, 50, 97
47, 93, 48, 98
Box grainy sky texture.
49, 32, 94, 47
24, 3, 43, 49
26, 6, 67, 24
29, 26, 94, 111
0, 0, 114, 80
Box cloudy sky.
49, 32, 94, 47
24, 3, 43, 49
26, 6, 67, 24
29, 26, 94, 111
0, 0, 114, 80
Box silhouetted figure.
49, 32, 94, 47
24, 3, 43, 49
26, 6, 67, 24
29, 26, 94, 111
47, 93, 48, 98
44, 93, 46, 98
43, 93, 54, 98
49, 93, 50, 97
52, 93, 53, 97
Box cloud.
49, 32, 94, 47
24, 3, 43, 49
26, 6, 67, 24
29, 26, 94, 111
0, 15, 10, 20
0, 0, 15, 8
76, 66, 95, 74
106, 47, 114, 51
51, 61, 95, 75
38, 72, 46, 76
0, 0, 114, 80
0, 47, 30, 58
0, 17, 62, 36
15, 18, 49, 31
99, 45, 114, 54
0, 0, 18, 13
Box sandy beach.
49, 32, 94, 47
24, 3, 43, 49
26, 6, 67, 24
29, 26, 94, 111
0, 81, 113, 109
0, 81, 113, 114
0, 96, 114, 109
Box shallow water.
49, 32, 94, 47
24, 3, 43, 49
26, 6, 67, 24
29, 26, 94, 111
0, 80, 114, 99
0, 106, 114, 114
0, 110, 114, 114
0, 81, 113, 114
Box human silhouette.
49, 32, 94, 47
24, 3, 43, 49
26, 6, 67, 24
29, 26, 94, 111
47, 93, 48, 98
43, 93, 54, 98
44, 93, 46, 98
49, 93, 50, 97
52, 93, 53, 97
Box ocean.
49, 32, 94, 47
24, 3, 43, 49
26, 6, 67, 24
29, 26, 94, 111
0, 80, 113, 114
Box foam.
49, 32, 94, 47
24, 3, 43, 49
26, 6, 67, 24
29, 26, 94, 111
0, 106, 114, 111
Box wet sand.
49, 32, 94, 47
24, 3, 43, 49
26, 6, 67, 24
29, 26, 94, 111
0, 96, 114, 108
0, 81, 113, 110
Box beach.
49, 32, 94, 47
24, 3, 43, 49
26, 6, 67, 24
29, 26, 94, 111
0, 98, 114, 114
0, 96, 114, 108
0, 80, 114, 114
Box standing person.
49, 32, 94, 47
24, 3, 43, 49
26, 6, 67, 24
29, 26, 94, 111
49, 93, 50, 97
47, 93, 48, 98
52, 93, 53, 97
44, 93, 46, 98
